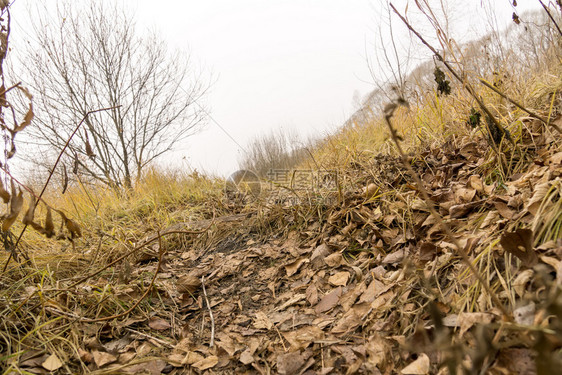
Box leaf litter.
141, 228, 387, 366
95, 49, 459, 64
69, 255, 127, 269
3, 123, 562, 374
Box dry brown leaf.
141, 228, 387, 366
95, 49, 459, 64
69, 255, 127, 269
325, 252, 343, 267
85, 130, 96, 159
148, 317, 171, 331
284, 257, 308, 277
500, 228, 537, 267
328, 271, 350, 287
282, 326, 324, 350
457, 312, 494, 336
192, 355, 218, 371
176, 275, 201, 294
382, 249, 405, 264
468, 175, 484, 193
92, 350, 117, 367
41, 353, 63, 371
277, 352, 305, 375
315, 287, 342, 313
0, 179, 10, 203
2, 183, 23, 231
181, 351, 205, 365
306, 284, 318, 305
44, 205, 55, 238
401, 353, 430, 374
253, 311, 274, 330
14, 102, 34, 133
22, 193, 36, 225
239, 349, 254, 365
526, 181, 551, 215
124, 360, 167, 375
513, 269, 534, 297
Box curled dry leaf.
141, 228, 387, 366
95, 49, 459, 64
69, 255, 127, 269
44, 205, 55, 238
22, 193, 37, 225
56, 210, 82, 239
176, 275, 201, 294
0, 179, 10, 203
500, 228, 537, 267
401, 353, 430, 374
14, 102, 34, 133
62, 164, 68, 194
2, 183, 23, 231
85, 130, 95, 159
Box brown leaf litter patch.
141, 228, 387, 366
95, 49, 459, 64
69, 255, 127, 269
3, 131, 562, 374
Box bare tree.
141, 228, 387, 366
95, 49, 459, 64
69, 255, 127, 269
21, 1, 208, 188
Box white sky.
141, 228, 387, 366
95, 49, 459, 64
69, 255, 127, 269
10, 0, 543, 177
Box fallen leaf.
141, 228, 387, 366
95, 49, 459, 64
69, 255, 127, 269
401, 353, 430, 374
277, 352, 304, 375
148, 317, 171, 331
239, 349, 254, 364
254, 311, 274, 330
328, 271, 350, 286
192, 355, 218, 370
315, 287, 342, 313
500, 228, 537, 267
92, 350, 117, 367
124, 360, 167, 375
42, 353, 63, 371
176, 275, 201, 294
458, 312, 494, 336
284, 257, 308, 277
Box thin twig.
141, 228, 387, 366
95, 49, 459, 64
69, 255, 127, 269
538, 0, 562, 37
201, 275, 215, 348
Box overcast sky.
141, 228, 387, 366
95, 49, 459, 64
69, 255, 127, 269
10, 0, 542, 177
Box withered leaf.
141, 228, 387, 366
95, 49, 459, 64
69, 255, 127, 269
148, 317, 171, 331
6, 139, 15, 159
0, 178, 10, 203
85, 130, 95, 159
44, 205, 55, 238
14, 103, 34, 133
500, 228, 537, 267
2, 183, 23, 231
62, 165, 68, 194
314, 287, 342, 314
73, 152, 79, 174
56, 209, 81, 239
22, 193, 37, 225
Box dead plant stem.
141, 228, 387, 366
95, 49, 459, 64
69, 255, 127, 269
201, 275, 215, 348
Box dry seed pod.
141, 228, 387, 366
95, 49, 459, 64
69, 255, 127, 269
62, 165, 68, 194
72, 152, 79, 174
85, 130, 95, 159
2, 187, 24, 231
14, 102, 34, 133
57, 210, 82, 239
0, 179, 10, 203
22, 193, 37, 225
44, 205, 55, 238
